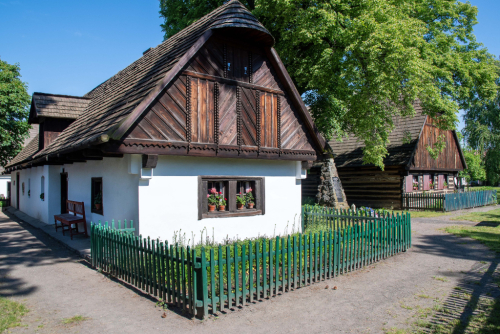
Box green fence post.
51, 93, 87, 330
195, 248, 208, 319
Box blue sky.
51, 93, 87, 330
1, 0, 499, 132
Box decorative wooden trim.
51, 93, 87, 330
237, 87, 242, 154
248, 52, 253, 83
277, 95, 281, 155
110, 30, 213, 140
186, 76, 192, 150
214, 82, 220, 154
182, 71, 284, 95
203, 210, 262, 219
256, 90, 261, 155
223, 44, 227, 78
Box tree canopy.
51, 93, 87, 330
459, 148, 486, 182
160, 0, 498, 168
463, 60, 500, 185
0, 59, 31, 167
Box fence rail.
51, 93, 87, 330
91, 210, 411, 319
444, 190, 497, 211
402, 193, 445, 211
402, 190, 497, 212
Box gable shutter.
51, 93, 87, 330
438, 175, 444, 189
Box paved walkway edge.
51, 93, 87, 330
2, 207, 91, 260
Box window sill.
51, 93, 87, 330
91, 210, 103, 216
202, 209, 262, 219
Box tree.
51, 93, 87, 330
459, 149, 486, 182
160, 0, 499, 168
463, 60, 500, 185
0, 59, 31, 167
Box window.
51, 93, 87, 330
198, 176, 264, 219
40, 176, 45, 201
91, 178, 103, 215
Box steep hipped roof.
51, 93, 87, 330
29, 93, 90, 123
33, 0, 273, 159
5, 136, 39, 168
330, 103, 428, 168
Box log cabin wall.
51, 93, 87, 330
337, 165, 404, 209
410, 118, 464, 171
124, 35, 316, 160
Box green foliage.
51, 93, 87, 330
464, 61, 500, 185
425, 134, 446, 160
160, 0, 498, 169
0, 59, 31, 167
0, 297, 28, 332
459, 149, 486, 182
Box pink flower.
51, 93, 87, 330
210, 188, 217, 194
207, 194, 210, 198
248, 188, 252, 192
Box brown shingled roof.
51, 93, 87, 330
5, 136, 39, 168
34, 0, 272, 159
329, 102, 428, 168
30, 93, 90, 122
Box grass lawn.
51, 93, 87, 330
0, 297, 28, 333
391, 210, 449, 219
450, 208, 500, 225
437, 219, 500, 333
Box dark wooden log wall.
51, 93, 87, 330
302, 166, 321, 198
39, 118, 75, 151
411, 118, 464, 171
337, 166, 404, 209
125, 36, 316, 160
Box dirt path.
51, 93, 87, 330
1, 207, 498, 334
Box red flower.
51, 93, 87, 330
225, 198, 227, 200
219, 191, 222, 194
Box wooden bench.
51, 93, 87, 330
54, 200, 88, 240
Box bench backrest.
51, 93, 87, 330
66, 200, 85, 220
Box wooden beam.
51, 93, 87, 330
182, 70, 285, 95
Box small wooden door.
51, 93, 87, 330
16, 173, 19, 209
61, 173, 68, 213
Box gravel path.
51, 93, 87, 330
1, 206, 498, 334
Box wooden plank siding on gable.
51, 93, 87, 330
410, 118, 464, 171
122, 35, 318, 161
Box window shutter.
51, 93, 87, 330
423, 175, 430, 190
405, 175, 413, 193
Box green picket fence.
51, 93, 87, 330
301, 204, 396, 231
444, 190, 497, 211
91, 211, 411, 319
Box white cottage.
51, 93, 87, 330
4, 1, 328, 242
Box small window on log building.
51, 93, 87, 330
91, 177, 103, 215
199, 176, 264, 219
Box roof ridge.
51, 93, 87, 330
33, 92, 90, 100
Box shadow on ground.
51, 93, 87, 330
0, 212, 73, 298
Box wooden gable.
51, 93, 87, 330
123, 35, 318, 161
409, 117, 465, 171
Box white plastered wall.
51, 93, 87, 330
0, 175, 9, 198
138, 155, 304, 243
62, 157, 139, 229
10, 166, 50, 222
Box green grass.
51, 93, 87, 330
451, 208, 500, 225
391, 210, 449, 219
61, 315, 88, 325
0, 297, 28, 333
442, 223, 500, 333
